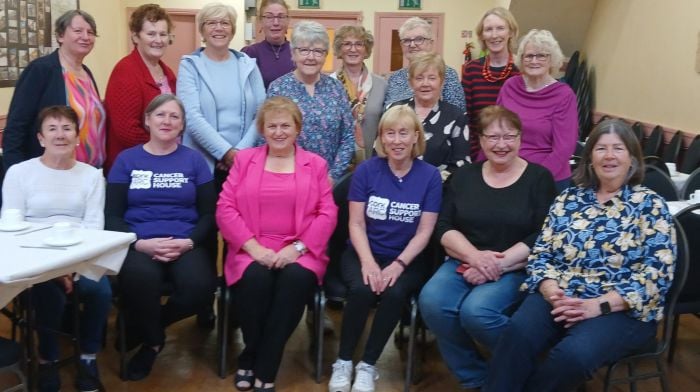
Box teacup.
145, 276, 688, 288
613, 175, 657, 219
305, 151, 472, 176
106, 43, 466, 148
690, 190, 700, 204
665, 162, 677, 175
1, 209, 23, 225
52, 222, 75, 240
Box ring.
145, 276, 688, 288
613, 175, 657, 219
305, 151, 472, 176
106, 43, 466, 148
383, 278, 388, 281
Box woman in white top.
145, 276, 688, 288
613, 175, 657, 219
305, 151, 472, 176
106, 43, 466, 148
1, 106, 107, 392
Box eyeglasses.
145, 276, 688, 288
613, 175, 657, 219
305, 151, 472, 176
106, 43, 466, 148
261, 14, 289, 23
522, 53, 550, 62
295, 47, 327, 58
204, 19, 232, 29
341, 41, 365, 49
400, 36, 431, 47
481, 133, 520, 143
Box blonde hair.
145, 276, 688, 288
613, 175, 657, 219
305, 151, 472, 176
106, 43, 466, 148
256, 96, 302, 136
375, 105, 426, 159
197, 2, 237, 35
333, 25, 374, 58
408, 52, 445, 82
475, 7, 519, 53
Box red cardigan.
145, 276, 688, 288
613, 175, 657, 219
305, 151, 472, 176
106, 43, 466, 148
103, 48, 177, 173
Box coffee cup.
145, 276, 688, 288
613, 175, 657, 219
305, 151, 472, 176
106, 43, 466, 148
52, 222, 74, 240
690, 190, 700, 204
1, 209, 23, 225
665, 162, 676, 175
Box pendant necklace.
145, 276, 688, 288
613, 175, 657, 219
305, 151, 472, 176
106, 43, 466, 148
268, 41, 282, 60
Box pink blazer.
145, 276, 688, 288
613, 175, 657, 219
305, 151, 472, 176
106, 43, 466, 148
216, 145, 338, 285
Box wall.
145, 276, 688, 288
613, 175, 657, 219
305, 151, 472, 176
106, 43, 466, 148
583, 0, 700, 135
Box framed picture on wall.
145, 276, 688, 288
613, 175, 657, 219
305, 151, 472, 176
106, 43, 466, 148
399, 0, 421, 10
0, 0, 79, 87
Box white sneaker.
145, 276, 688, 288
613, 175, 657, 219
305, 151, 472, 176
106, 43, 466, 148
329, 359, 353, 392
351, 361, 378, 392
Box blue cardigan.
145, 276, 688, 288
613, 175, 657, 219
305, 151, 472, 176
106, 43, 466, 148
2, 50, 98, 171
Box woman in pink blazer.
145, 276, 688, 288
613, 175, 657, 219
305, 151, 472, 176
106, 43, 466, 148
216, 96, 338, 392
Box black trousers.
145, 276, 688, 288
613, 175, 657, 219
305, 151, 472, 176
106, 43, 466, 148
118, 247, 216, 346
233, 262, 317, 383
337, 247, 428, 365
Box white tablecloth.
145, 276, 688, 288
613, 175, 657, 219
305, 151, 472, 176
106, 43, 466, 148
667, 200, 700, 216
0, 224, 136, 307
670, 172, 690, 192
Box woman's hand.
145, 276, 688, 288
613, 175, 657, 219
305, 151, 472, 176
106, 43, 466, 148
467, 250, 505, 281
361, 261, 383, 294
380, 261, 404, 291
55, 275, 74, 294
135, 237, 185, 262
551, 297, 600, 328
463, 267, 488, 285
271, 244, 300, 269
246, 243, 279, 268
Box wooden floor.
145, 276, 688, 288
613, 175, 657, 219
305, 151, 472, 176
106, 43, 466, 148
1, 306, 699, 391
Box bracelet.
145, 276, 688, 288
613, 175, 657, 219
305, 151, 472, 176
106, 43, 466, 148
393, 258, 407, 269
188, 239, 194, 249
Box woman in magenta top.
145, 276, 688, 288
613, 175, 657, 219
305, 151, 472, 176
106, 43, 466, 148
496, 29, 578, 191
216, 96, 337, 391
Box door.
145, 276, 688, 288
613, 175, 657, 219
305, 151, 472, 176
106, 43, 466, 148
373, 13, 444, 77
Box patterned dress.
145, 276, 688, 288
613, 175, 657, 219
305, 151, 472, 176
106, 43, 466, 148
525, 184, 677, 322
267, 72, 355, 180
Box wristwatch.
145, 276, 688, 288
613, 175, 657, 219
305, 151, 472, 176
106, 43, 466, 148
293, 240, 307, 255
599, 300, 611, 315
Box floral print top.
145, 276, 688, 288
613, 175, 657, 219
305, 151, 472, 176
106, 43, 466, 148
384, 66, 466, 113
524, 185, 677, 322
267, 72, 355, 181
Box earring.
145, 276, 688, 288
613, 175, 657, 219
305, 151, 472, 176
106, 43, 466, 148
76, 142, 80, 146
40, 143, 45, 147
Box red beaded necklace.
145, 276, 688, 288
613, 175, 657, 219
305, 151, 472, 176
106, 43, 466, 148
482, 54, 514, 83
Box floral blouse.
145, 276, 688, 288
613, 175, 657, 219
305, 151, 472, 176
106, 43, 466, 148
267, 72, 354, 181
384, 67, 466, 113
525, 185, 677, 322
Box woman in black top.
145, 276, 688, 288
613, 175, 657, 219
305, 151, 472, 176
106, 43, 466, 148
417, 105, 555, 389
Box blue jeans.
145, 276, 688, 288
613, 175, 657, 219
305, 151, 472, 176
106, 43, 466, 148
418, 258, 526, 388
33, 275, 112, 360
483, 292, 657, 392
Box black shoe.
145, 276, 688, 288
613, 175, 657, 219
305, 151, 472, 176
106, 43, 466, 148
234, 369, 254, 391
76, 358, 102, 392
38, 362, 61, 392
126, 345, 161, 381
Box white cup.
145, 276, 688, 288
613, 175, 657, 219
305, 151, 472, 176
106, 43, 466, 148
665, 162, 677, 175
1, 209, 23, 225
52, 222, 74, 240
690, 190, 700, 204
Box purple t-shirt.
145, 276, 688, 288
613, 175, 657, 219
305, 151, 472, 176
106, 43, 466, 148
349, 157, 442, 259
108, 144, 213, 239
241, 40, 295, 89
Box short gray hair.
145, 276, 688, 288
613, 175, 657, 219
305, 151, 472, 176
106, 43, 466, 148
399, 17, 432, 39
55, 10, 98, 39
197, 2, 237, 35
290, 21, 329, 51
514, 29, 564, 75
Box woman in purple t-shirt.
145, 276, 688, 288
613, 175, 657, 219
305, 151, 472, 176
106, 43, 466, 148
328, 105, 442, 392
105, 94, 217, 381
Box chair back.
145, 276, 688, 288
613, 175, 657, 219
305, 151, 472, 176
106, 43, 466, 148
644, 155, 670, 176
681, 167, 700, 200
632, 122, 644, 144
324, 172, 353, 301
661, 131, 682, 164
643, 165, 679, 201
643, 126, 663, 157
658, 216, 689, 352
680, 135, 700, 174
674, 205, 700, 312
563, 50, 579, 87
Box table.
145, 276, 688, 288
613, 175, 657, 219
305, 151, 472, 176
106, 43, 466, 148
667, 200, 700, 216
0, 224, 136, 307
670, 172, 690, 192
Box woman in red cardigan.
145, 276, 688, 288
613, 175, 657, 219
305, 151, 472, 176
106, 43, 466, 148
103, 4, 177, 173
216, 96, 337, 391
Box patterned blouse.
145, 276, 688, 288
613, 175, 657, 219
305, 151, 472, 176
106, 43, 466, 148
64, 70, 106, 168
525, 185, 677, 322
384, 66, 466, 113
388, 97, 469, 170
267, 73, 354, 181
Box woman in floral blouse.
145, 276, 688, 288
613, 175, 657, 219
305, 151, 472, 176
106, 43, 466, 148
484, 119, 677, 392
267, 21, 354, 182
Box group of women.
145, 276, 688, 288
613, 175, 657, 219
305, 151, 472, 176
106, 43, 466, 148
0, 2, 679, 392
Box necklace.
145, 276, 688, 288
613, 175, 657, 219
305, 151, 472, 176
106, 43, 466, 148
482, 54, 514, 83
267, 40, 283, 60
388, 161, 412, 183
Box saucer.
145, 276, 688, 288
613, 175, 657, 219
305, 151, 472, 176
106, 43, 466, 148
43, 235, 83, 247
0, 221, 31, 232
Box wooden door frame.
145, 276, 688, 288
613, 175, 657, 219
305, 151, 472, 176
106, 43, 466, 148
373, 12, 444, 74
